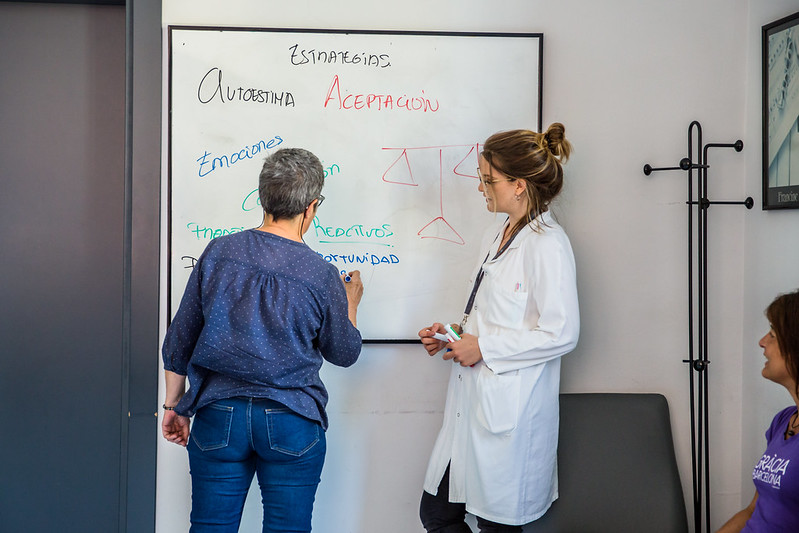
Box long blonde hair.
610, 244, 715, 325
481, 123, 572, 235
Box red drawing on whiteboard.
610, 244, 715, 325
381, 150, 417, 186
381, 144, 481, 245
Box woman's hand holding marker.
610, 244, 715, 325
341, 270, 363, 327
418, 323, 449, 356
417, 323, 481, 366
441, 333, 483, 367
444, 323, 461, 341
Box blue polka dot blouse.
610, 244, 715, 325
162, 229, 362, 429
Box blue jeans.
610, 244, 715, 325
187, 397, 326, 533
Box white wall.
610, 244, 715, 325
741, 0, 799, 515
156, 1, 794, 532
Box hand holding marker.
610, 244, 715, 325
445, 323, 461, 342
340, 270, 363, 327
432, 324, 462, 343
441, 324, 475, 367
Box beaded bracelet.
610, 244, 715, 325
163, 404, 176, 411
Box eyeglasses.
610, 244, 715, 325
316, 194, 325, 208
477, 168, 516, 186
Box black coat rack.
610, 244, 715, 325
643, 121, 752, 533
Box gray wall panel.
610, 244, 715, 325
0, 3, 129, 531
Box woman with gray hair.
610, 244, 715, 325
161, 148, 363, 532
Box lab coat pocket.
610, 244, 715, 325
475, 365, 521, 435
485, 288, 528, 330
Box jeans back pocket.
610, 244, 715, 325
265, 407, 321, 456
191, 403, 234, 451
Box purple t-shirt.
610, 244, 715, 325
742, 406, 799, 532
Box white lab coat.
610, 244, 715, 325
423, 211, 580, 525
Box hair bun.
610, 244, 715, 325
543, 122, 571, 161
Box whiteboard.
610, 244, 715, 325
167, 27, 542, 341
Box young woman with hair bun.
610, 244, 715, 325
418, 123, 580, 532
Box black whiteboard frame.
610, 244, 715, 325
762, 10, 799, 209
166, 26, 543, 344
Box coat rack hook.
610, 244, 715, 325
643, 163, 683, 175
643, 160, 710, 176
679, 158, 710, 171
704, 140, 744, 153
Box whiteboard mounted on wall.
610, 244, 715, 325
167, 26, 542, 341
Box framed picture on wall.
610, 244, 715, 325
763, 10, 799, 209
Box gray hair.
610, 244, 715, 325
258, 148, 324, 220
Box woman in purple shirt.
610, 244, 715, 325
161, 148, 363, 533
717, 289, 799, 533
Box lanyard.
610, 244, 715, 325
462, 222, 522, 322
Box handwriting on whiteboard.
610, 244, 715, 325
196, 135, 284, 178
323, 75, 439, 112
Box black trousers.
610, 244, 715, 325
419, 465, 523, 533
